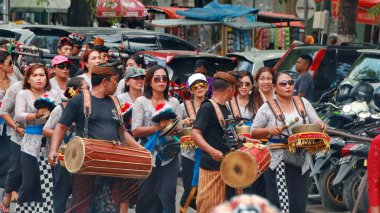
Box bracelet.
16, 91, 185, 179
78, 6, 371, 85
13, 123, 19, 132
266, 127, 271, 138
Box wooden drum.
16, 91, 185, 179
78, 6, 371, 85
64, 136, 152, 179
220, 144, 271, 188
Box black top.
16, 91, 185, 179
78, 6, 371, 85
193, 101, 233, 170
294, 72, 314, 102
59, 93, 121, 141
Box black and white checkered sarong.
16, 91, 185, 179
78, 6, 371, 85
16, 147, 54, 213
276, 161, 289, 213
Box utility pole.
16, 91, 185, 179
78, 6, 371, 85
3, 0, 10, 24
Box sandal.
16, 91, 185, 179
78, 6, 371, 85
0, 192, 10, 213
0, 201, 9, 213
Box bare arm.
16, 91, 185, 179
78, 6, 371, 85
192, 128, 223, 162
121, 128, 144, 149
0, 113, 24, 136
43, 129, 54, 138
132, 125, 160, 138
48, 123, 69, 166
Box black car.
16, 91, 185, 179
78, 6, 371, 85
274, 43, 379, 102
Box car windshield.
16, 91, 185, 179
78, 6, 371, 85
237, 60, 253, 72
347, 54, 380, 83
28, 35, 61, 53
276, 48, 322, 71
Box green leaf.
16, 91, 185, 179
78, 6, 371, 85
368, 3, 380, 20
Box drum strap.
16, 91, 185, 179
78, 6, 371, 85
184, 100, 196, 119
228, 96, 241, 120
291, 96, 307, 124
267, 99, 286, 125
209, 99, 227, 128
109, 95, 126, 144
82, 90, 91, 138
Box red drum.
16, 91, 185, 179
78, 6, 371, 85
220, 144, 271, 188
64, 137, 152, 179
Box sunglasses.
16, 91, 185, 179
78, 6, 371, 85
190, 81, 208, 90
4, 60, 12, 66
56, 64, 70, 70
153, 75, 169, 83
238, 82, 252, 88
130, 76, 145, 81
278, 80, 295, 87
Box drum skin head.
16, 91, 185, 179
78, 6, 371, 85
220, 151, 258, 188
64, 136, 85, 173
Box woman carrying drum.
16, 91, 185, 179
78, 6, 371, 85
116, 66, 146, 213
251, 71, 326, 213
179, 73, 208, 212
14, 64, 61, 212
132, 65, 182, 213
42, 77, 88, 213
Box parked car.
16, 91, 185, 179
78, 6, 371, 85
0, 27, 33, 43
274, 43, 378, 102
227, 50, 285, 77
139, 50, 236, 101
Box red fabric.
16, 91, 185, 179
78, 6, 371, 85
368, 135, 380, 207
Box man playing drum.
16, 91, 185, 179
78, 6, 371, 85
48, 64, 143, 212
191, 72, 239, 213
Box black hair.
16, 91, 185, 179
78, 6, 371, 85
272, 71, 292, 85
143, 65, 169, 100
91, 74, 112, 87
127, 54, 145, 68
64, 77, 85, 99
93, 45, 109, 53
299, 54, 313, 69
213, 78, 231, 90
194, 59, 210, 72
0, 51, 9, 63
0, 39, 10, 47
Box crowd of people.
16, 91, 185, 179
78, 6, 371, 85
0, 34, 328, 213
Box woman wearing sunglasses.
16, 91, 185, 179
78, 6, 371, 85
132, 65, 182, 213
251, 71, 326, 213
43, 77, 88, 213
13, 64, 61, 212
228, 71, 255, 121
50, 55, 72, 94
0, 50, 19, 213
179, 73, 208, 212
116, 54, 145, 96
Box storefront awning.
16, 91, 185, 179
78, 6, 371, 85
258, 11, 305, 23
224, 21, 273, 30
97, 0, 147, 18
151, 18, 220, 27
147, 6, 187, 19
315, 0, 380, 9
11, 0, 70, 13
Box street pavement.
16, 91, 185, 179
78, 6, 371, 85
2, 178, 348, 213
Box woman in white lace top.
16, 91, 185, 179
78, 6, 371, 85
14, 64, 61, 212
132, 65, 182, 213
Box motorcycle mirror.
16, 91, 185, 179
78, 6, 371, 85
358, 111, 371, 119
342, 104, 352, 113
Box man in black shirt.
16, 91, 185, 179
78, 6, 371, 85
191, 71, 237, 213
48, 64, 142, 212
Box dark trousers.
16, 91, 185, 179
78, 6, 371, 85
180, 157, 196, 209
53, 165, 72, 213
244, 175, 266, 198
4, 142, 21, 193
0, 128, 11, 188
136, 157, 179, 213
18, 152, 43, 203
264, 162, 309, 213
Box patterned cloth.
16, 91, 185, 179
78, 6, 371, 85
276, 161, 289, 213
196, 169, 226, 213
16, 147, 54, 213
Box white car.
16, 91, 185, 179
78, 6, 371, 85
227, 50, 285, 77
